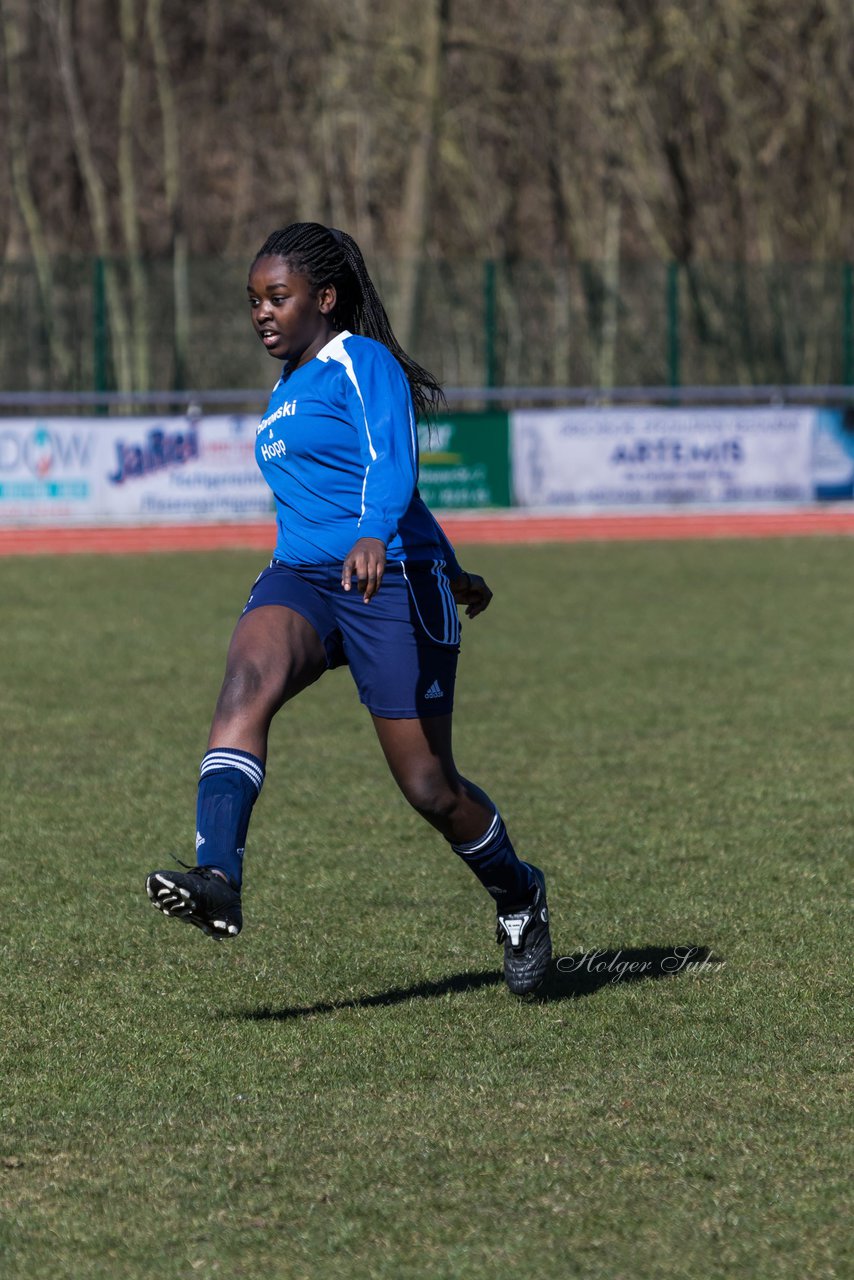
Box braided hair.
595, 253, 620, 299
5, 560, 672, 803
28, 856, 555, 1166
253, 222, 445, 422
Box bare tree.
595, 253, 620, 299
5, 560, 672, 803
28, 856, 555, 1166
2, 0, 854, 390
396, 0, 451, 348
118, 0, 150, 392
47, 0, 133, 391
1, 0, 73, 382
145, 0, 188, 388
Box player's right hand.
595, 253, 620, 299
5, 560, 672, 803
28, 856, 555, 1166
341, 537, 387, 602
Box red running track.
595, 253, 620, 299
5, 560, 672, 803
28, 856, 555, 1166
3, 509, 854, 556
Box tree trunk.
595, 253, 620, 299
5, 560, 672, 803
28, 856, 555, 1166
396, 0, 450, 351
146, 0, 189, 391
118, 0, 150, 393
50, 0, 133, 394
2, 0, 73, 384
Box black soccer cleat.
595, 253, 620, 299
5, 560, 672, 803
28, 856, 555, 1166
145, 865, 242, 939
496, 865, 552, 995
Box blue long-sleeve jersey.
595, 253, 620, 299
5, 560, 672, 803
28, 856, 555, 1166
255, 330, 461, 575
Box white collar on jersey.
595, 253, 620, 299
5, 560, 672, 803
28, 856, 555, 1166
314, 330, 353, 363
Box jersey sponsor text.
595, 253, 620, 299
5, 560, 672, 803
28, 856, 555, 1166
258, 400, 297, 432
260, 438, 287, 462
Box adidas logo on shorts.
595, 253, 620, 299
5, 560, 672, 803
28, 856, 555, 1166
424, 680, 443, 699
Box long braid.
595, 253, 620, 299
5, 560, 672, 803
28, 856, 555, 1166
253, 223, 445, 422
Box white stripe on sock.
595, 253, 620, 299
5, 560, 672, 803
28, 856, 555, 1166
453, 810, 501, 855
200, 750, 265, 794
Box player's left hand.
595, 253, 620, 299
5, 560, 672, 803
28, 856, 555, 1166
342, 537, 387, 602
450, 570, 493, 618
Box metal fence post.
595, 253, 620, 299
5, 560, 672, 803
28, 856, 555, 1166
93, 256, 108, 408
483, 259, 497, 388
667, 261, 681, 388
843, 262, 853, 385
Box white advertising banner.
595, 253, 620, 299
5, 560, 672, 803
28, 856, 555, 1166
0, 415, 272, 525
511, 407, 816, 509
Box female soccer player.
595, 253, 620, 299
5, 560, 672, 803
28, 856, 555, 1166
146, 223, 551, 995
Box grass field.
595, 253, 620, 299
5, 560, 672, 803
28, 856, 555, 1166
1, 539, 850, 1279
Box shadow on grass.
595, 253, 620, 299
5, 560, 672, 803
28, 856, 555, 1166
224, 945, 723, 1021
225, 969, 504, 1022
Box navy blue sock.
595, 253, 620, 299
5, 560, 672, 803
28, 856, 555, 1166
451, 810, 535, 908
195, 748, 265, 889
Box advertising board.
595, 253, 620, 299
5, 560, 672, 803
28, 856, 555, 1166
511, 407, 817, 509
0, 415, 271, 524
417, 412, 510, 509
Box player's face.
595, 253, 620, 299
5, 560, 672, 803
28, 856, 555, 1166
247, 256, 337, 368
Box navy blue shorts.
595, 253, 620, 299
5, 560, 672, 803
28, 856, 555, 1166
242, 559, 461, 718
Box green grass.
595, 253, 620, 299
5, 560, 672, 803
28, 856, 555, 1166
0, 539, 850, 1279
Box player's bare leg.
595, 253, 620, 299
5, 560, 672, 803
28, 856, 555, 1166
146, 607, 327, 936
372, 713, 551, 994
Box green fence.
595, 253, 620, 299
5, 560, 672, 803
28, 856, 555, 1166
1, 258, 853, 394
